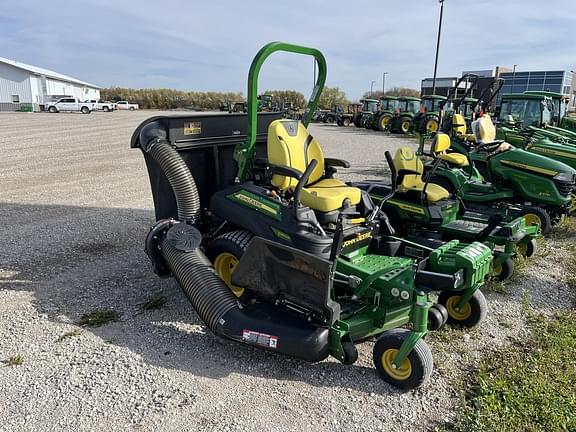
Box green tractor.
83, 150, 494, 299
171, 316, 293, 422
354, 98, 379, 128
496, 92, 576, 146
336, 103, 362, 126
389, 96, 422, 134
412, 95, 447, 135
323, 104, 344, 124
354, 137, 540, 281
368, 96, 401, 131
132, 42, 492, 390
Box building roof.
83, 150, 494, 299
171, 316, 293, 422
0, 57, 100, 89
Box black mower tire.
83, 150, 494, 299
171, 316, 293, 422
373, 329, 433, 390
492, 257, 514, 281
205, 230, 253, 300
517, 238, 537, 258
428, 303, 449, 331
438, 289, 488, 328
342, 341, 359, 365
518, 206, 551, 235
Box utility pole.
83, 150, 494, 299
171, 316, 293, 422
370, 80, 376, 97
431, 0, 445, 95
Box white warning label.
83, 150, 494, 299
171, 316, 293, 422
242, 329, 278, 349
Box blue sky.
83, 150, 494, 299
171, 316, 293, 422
1, 0, 574, 99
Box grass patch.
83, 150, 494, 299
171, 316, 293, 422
2, 354, 24, 366
79, 309, 120, 327
550, 216, 576, 240
445, 310, 576, 432
138, 295, 167, 311
56, 329, 82, 342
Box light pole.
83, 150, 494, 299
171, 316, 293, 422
382, 72, 388, 95
431, 0, 445, 95
370, 80, 376, 97
512, 64, 517, 90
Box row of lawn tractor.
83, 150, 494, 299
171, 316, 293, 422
131, 42, 576, 393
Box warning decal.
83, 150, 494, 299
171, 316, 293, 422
183, 121, 202, 135
242, 329, 278, 349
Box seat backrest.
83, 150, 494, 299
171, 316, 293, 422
452, 113, 467, 136
393, 146, 424, 190
267, 120, 325, 190
430, 132, 451, 155
472, 114, 496, 143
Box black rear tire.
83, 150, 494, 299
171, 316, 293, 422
517, 206, 551, 235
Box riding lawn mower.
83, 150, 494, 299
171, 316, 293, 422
131, 42, 492, 390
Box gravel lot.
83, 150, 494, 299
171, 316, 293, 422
0, 111, 573, 432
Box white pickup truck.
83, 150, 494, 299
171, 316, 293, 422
115, 100, 139, 111
46, 97, 93, 114
85, 99, 115, 112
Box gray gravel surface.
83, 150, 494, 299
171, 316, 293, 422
0, 111, 573, 432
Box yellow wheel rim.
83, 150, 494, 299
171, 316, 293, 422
445, 296, 472, 321
401, 121, 410, 133
381, 116, 390, 129
381, 348, 412, 381
493, 264, 503, 276
427, 119, 439, 132
523, 213, 541, 228
517, 243, 528, 256
214, 252, 245, 297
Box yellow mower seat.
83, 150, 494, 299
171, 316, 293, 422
473, 115, 512, 152
430, 132, 469, 167
394, 146, 450, 202
267, 120, 361, 213
452, 113, 476, 142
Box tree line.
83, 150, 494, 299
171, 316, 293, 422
101, 85, 420, 110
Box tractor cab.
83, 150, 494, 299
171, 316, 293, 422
379, 96, 400, 113
413, 95, 447, 134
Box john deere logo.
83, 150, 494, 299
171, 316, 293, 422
229, 191, 281, 220
342, 232, 372, 248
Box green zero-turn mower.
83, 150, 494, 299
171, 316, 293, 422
388, 96, 422, 135
131, 42, 493, 390
422, 113, 576, 234
353, 136, 539, 281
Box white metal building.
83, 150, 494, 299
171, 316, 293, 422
0, 57, 100, 112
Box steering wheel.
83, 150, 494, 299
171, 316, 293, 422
475, 141, 503, 153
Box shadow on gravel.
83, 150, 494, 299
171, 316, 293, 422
0, 202, 406, 396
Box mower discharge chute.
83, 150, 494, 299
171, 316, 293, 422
133, 42, 492, 390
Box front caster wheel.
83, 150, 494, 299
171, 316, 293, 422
373, 329, 433, 390
341, 341, 358, 365
428, 303, 449, 331
516, 238, 537, 258
437, 290, 487, 328
492, 257, 514, 281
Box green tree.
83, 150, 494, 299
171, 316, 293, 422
318, 86, 349, 110
362, 87, 421, 99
